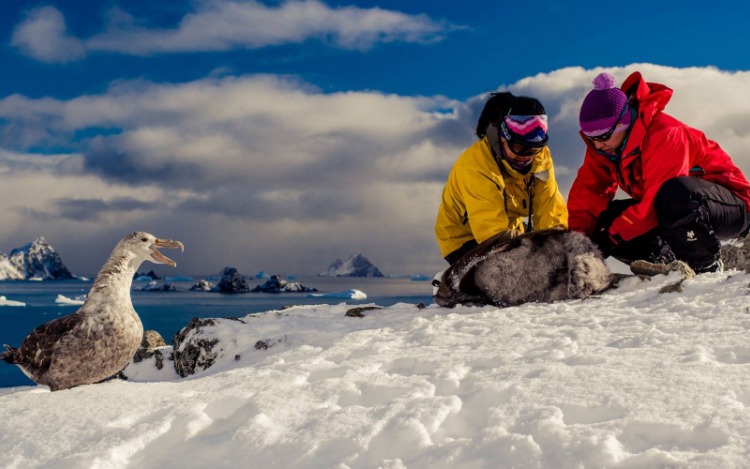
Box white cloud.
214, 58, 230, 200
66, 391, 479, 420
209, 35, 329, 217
0, 75, 465, 275
11, 6, 86, 63
12, 1, 452, 62
2, 65, 750, 277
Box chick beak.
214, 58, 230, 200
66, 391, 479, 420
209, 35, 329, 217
151, 238, 185, 267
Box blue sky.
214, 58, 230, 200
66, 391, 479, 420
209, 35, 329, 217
3, 0, 749, 101
1, 0, 750, 276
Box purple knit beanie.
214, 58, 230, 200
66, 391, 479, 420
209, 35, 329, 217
579, 73, 630, 137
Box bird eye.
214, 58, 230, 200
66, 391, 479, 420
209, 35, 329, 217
141, 237, 148, 242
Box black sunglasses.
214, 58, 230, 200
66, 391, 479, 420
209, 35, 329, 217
586, 101, 630, 142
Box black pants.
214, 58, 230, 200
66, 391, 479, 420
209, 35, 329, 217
596, 176, 750, 272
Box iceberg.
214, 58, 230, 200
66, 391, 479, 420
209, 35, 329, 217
0, 295, 25, 307
55, 294, 86, 306
165, 276, 193, 282
308, 289, 367, 300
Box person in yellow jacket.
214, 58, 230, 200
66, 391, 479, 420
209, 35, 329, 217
435, 92, 568, 264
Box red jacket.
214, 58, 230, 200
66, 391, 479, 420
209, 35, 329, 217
568, 71, 750, 242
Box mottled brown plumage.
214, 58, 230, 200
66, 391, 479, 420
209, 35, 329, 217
434, 228, 613, 308
1, 232, 183, 391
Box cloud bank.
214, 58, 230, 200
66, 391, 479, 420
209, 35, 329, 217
1, 64, 750, 276
12, 0, 452, 62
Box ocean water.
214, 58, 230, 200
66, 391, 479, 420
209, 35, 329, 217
0, 276, 434, 388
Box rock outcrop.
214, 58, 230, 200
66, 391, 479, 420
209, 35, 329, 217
721, 239, 750, 270
134, 281, 177, 291
252, 275, 317, 293
172, 317, 246, 377
131, 331, 169, 369
133, 270, 161, 280
213, 267, 250, 293
189, 279, 215, 291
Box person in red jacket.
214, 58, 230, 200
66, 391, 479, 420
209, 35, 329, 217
567, 71, 750, 273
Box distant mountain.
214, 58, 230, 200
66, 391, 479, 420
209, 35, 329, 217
0, 237, 75, 280
320, 253, 384, 277
134, 270, 162, 280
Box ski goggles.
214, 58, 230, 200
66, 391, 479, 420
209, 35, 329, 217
508, 142, 544, 157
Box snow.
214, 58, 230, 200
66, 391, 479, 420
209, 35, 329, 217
308, 289, 368, 299
3, 270, 750, 467
0, 295, 25, 307
0, 256, 17, 280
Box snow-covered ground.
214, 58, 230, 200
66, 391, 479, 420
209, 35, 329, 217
3, 269, 750, 468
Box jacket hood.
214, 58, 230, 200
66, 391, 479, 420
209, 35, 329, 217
621, 71, 673, 127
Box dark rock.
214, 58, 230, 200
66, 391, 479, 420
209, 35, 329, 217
254, 338, 283, 350
172, 317, 245, 377
212, 267, 250, 293
142, 330, 168, 348
659, 281, 685, 294
190, 279, 215, 291
722, 239, 750, 271
134, 281, 177, 291
126, 330, 170, 376
345, 306, 381, 318
173, 318, 217, 377
134, 270, 161, 280
251, 274, 317, 293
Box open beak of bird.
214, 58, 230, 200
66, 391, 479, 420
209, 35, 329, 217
151, 238, 184, 267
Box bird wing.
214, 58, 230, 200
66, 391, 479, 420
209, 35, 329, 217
15, 314, 87, 378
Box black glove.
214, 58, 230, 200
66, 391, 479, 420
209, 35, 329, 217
590, 228, 620, 258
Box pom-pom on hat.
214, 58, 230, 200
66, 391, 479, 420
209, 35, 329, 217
579, 73, 630, 137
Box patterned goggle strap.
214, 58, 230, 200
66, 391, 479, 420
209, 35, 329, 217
500, 114, 549, 145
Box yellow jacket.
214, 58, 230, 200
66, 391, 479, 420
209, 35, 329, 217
435, 137, 568, 258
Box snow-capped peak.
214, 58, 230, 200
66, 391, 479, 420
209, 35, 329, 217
0, 237, 75, 280
320, 253, 384, 277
